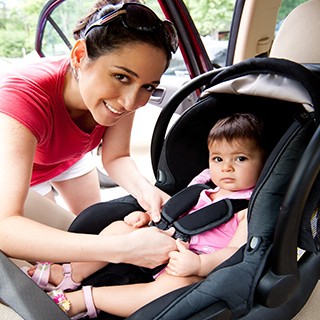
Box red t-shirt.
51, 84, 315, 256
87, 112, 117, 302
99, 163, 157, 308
0, 56, 106, 185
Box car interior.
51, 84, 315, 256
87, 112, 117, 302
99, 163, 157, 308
1, 0, 320, 319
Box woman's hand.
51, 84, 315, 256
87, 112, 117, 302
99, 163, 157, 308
165, 239, 201, 277
123, 227, 177, 268
136, 184, 170, 223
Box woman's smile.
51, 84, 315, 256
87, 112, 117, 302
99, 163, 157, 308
104, 101, 124, 116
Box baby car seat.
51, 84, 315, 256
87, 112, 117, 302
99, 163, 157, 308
125, 57, 320, 319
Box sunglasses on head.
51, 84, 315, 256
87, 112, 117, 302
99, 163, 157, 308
84, 3, 178, 53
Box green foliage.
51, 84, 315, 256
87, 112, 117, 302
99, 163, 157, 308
0, 29, 33, 57
145, 0, 235, 37
0, 0, 46, 57
39, 0, 93, 56
184, 0, 234, 36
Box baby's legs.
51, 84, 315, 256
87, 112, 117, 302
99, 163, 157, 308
67, 272, 203, 318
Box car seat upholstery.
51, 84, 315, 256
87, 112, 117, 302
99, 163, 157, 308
270, 0, 320, 63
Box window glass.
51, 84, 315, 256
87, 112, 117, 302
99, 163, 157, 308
144, 0, 235, 77
39, 0, 93, 56
184, 0, 235, 68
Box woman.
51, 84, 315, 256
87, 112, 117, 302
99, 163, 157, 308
0, 1, 177, 268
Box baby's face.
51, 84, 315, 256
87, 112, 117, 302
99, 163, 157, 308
208, 138, 264, 192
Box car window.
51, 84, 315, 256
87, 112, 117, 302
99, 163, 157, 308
184, 0, 234, 68
144, 0, 236, 77
38, 0, 93, 57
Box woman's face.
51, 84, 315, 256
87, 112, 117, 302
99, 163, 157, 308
74, 41, 168, 127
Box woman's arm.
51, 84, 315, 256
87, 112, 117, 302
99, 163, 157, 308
101, 112, 170, 221
0, 114, 176, 267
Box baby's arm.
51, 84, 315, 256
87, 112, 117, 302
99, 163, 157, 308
166, 209, 248, 278
124, 211, 151, 228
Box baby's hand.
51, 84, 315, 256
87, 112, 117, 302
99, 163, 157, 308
166, 240, 201, 277
124, 211, 151, 228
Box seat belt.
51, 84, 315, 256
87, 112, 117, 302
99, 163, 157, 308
152, 184, 249, 242
0, 251, 69, 320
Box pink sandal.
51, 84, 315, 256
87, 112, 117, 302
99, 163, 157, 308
21, 262, 80, 292
48, 286, 98, 319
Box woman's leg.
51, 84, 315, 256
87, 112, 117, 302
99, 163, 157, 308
66, 272, 202, 318
24, 189, 75, 231
13, 189, 75, 267
50, 153, 101, 215
53, 169, 101, 215
31, 180, 56, 202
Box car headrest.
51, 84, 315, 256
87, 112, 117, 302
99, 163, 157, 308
270, 0, 320, 63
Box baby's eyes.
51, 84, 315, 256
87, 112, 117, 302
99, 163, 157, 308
212, 156, 248, 162
235, 156, 248, 162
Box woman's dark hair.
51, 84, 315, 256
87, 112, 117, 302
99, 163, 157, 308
208, 113, 267, 154
73, 0, 172, 66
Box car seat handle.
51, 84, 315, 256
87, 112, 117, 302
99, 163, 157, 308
151, 68, 221, 176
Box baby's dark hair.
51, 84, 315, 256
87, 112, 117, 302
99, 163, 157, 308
73, 0, 172, 66
208, 113, 266, 153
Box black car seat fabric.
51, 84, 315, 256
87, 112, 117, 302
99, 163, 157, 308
154, 58, 319, 196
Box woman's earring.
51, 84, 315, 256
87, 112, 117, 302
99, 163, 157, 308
72, 66, 79, 82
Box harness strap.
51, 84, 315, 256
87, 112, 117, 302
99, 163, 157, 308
152, 183, 249, 242
173, 198, 249, 241
153, 184, 211, 231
